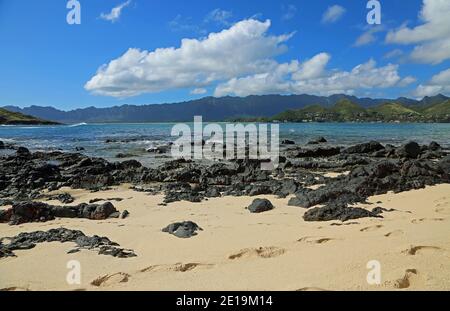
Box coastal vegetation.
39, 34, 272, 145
231, 99, 450, 123
0, 107, 59, 125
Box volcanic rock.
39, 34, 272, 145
343, 141, 385, 154
0, 228, 136, 258
307, 137, 327, 145
247, 198, 274, 213
396, 142, 421, 159
162, 221, 203, 238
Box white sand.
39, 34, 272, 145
1, 184, 450, 291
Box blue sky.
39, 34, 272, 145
0, 0, 449, 110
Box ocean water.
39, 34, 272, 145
1, 122, 450, 167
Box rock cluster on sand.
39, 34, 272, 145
303, 205, 384, 222
0, 228, 136, 258
0, 139, 448, 224
0, 201, 120, 225
287, 141, 449, 221
162, 221, 203, 238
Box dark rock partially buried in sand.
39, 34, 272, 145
0, 228, 137, 259
0, 201, 120, 225
121, 210, 130, 219
303, 204, 382, 222
247, 199, 274, 213
162, 221, 203, 238
47, 193, 75, 204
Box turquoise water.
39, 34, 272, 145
1, 122, 449, 166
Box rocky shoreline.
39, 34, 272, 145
1, 139, 449, 219
0, 139, 449, 257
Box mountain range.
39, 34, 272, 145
2, 94, 449, 124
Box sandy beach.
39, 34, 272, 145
2, 0, 450, 297
1, 183, 449, 291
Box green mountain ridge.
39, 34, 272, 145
239, 99, 450, 123
0, 108, 59, 125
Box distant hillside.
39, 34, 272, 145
1, 94, 434, 124
422, 100, 450, 117
368, 103, 421, 120
0, 108, 59, 125
3, 94, 448, 123
266, 99, 450, 123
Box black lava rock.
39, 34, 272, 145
162, 221, 203, 238
282, 140, 296, 145
247, 198, 274, 213
295, 147, 341, 158
0, 228, 136, 259
1, 201, 120, 225
303, 204, 381, 222
396, 141, 421, 159
343, 141, 385, 154
307, 137, 327, 145
121, 210, 130, 219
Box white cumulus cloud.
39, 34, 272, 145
85, 18, 412, 98
215, 59, 410, 97
386, 0, 450, 64
413, 68, 450, 97
322, 5, 346, 24
100, 0, 131, 23
85, 19, 293, 97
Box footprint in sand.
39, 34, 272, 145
91, 272, 130, 287
435, 206, 450, 215
384, 230, 404, 237
433, 197, 448, 204
297, 236, 336, 244
330, 222, 359, 227
360, 225, 383, 232
228, 247, 286, 260
411, 218, 445, 224
404, 245, 442, 256
140, 263, 214, 273
394, 269, 418, 289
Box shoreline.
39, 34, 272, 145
2, 121, 450, 126
1, 139, 449, 291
